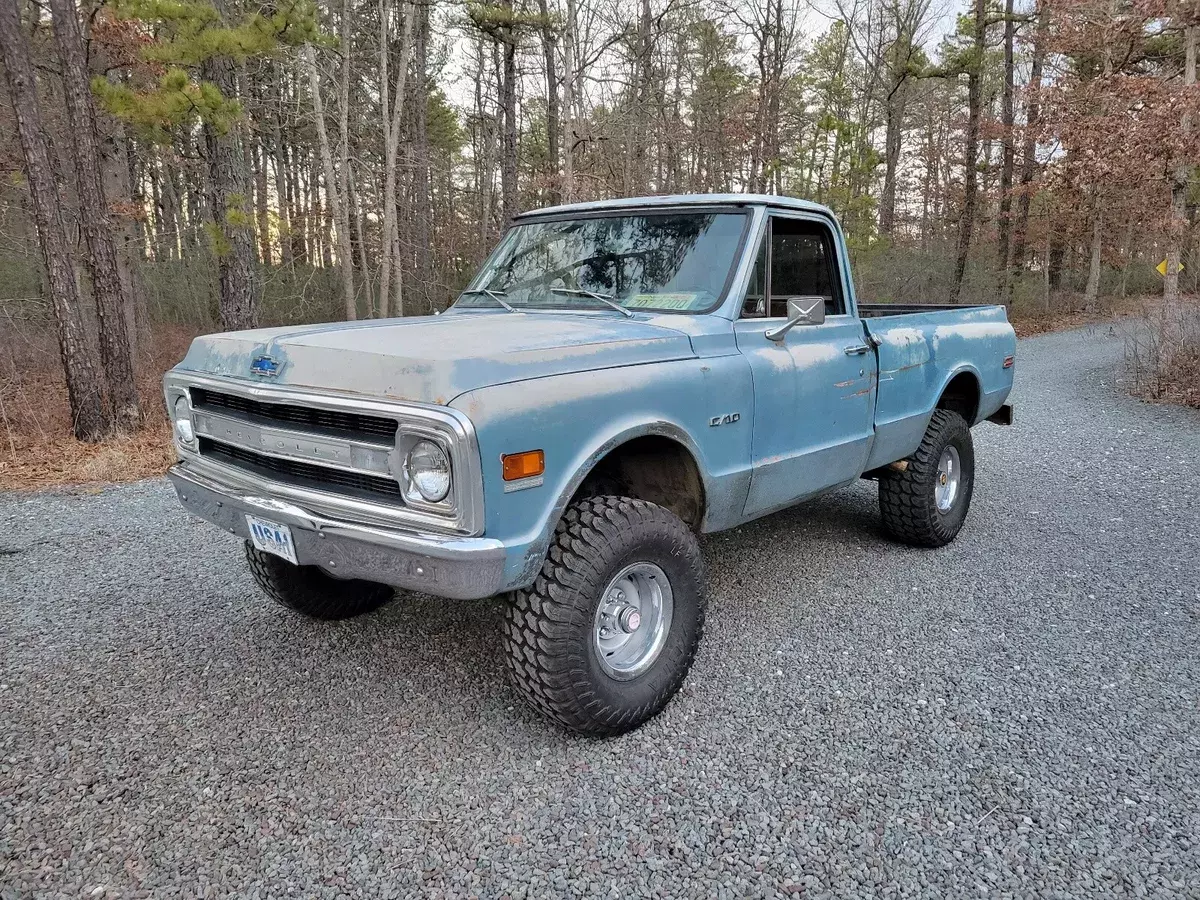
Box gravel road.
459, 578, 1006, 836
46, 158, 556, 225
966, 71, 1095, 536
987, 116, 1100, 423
3, 324, 1199, 899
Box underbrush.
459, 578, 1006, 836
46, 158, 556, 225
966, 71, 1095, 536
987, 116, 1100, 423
1125, 300, 1200, 409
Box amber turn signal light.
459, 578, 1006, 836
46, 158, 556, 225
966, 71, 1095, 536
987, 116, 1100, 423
502, 449, 545, 481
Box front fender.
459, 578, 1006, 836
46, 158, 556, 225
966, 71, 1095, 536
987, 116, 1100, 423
450, 356, 754, 591
538, 416, 709, 538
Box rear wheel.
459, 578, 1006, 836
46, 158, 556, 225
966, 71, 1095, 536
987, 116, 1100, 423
502, 496, 706, 737
878, 409, 975, 548
245, 543, 394, 620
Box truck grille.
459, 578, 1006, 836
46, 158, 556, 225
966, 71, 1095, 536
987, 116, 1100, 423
191, 387, 398, 444
200, 438, 403, 502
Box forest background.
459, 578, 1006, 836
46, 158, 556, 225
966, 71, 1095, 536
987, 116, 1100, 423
0, 0, 1197, 486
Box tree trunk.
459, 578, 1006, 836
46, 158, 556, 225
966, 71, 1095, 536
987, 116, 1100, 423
160, 155, 185, 261
1164, 23, 1195, 309
1010, 0, 1047, 281
201, 0, 257, 331
412, 0, 433, 311
305, 43, 356, 319
1083, 209, 1102, 312
750, 27, 767, 193
950, 0, 985, 304
1048, 234, 1065, 293
379, 0, 414, 317
562, 0, 577, 201
271, 62, 294, 270
995, 0, 1016, 301
253, 137, 271, 265
633, 0, 652, 193
0, 0, 108, 441
536, 0, 559, 204
47, 0, 142, 430
102, 122, 148, 350
348, 163, 374, 317
148, 155, 165, 259
499, 8, 519, 223
336, 0, 355, 313
766, 0, 785, 194
880, 77, 904, 237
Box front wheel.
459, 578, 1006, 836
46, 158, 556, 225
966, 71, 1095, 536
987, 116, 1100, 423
878, 409, 975, 548
502, 496, 706, 737
245, 543, 395, 620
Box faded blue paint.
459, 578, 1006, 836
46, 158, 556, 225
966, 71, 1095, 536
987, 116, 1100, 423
862, 307, 1015, 470
177, 313, 696, 403
169, 194, 1016, 598
733, 315, 877, 520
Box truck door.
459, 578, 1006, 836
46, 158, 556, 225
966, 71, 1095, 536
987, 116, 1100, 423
734, 214, 877, 520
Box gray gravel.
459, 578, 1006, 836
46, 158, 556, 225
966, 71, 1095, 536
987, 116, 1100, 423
3, 324, 1200, 899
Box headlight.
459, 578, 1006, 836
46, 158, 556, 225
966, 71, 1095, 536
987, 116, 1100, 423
173, 395, 195, 444
403, 439, 451, 503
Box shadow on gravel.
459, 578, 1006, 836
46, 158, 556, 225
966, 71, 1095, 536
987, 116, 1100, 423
190, 484, 889, 735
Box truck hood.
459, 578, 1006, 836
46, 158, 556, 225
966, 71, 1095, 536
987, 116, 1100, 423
175, 311, 696, 404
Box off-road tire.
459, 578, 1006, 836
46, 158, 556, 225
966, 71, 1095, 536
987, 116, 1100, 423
878, 409, 975, 548
245, 543, 394, 620
502, 496, 706, 737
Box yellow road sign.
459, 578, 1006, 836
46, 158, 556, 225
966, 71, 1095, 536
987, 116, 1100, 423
1156, 259, 1185, 276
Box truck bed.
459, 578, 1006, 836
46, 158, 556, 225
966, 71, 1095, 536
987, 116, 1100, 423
858, 303, 999, 318
857, 303, 1016, 471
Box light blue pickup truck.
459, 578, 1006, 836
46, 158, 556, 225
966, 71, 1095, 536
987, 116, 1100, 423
165, 194, 1015, 735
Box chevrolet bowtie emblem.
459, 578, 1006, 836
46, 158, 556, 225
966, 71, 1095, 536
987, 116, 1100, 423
250, 355, 281, 377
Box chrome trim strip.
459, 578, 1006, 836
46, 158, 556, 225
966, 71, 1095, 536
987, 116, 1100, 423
178, 454, 423, 531
164, 371, 486, 536
502, 474, 544, 493
192, 409, 394, 477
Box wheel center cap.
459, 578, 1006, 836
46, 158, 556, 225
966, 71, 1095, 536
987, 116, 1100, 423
619, 608, 642, 633
940, 473, 948, 485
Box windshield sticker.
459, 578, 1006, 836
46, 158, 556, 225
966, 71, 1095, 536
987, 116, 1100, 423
625, 292, 702, 310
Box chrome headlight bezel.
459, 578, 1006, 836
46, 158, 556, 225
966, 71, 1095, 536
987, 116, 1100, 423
173, 395, 195, 444
385, 414, 477, 528
166, 385, 196, 450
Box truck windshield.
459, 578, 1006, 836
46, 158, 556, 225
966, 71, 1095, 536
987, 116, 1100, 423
456, 211, 748, 314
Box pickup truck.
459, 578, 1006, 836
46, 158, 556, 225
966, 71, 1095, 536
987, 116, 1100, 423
165, 193, 1015, 736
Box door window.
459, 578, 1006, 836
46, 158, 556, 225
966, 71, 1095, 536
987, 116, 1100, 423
740, 217, 845, 318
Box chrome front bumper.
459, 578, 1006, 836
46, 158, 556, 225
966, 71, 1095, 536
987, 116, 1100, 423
168, 464, 507, 600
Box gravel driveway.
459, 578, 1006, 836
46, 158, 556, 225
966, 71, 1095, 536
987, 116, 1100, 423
3, 324, 1199, 899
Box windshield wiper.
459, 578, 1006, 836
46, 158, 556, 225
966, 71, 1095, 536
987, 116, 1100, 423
550, 287, 634, 317
460, 288, 518, 313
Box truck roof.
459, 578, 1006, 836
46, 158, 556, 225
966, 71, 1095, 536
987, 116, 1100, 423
514, 193, 837, 220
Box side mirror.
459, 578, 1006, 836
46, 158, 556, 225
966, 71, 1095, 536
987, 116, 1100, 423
765, 296, 826, 342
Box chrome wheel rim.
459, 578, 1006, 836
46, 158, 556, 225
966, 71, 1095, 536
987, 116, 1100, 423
935, 446, 961, 513
592, 562, 673, 681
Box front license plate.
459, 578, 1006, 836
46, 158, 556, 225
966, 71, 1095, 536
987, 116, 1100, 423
246, 515, 298, 565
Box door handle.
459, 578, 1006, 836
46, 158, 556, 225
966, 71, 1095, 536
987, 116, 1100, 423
844, 344, 871, 356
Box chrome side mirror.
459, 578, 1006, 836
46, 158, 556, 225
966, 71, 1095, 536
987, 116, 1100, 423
765, 296, 826, 342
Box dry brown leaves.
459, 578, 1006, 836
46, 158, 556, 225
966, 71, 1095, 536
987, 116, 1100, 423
0, 323, 196, 492
1010, 293, 1154, 337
